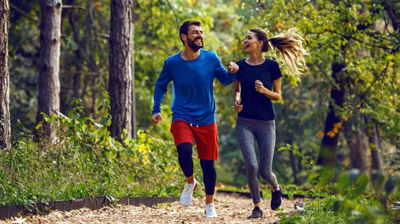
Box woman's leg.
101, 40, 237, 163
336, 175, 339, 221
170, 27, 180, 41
236, 117, 261, 205
256, 120, 279, 190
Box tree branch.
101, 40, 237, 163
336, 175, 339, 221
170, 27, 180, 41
63, 5, 85, 10
96, 33, 110, 39
324, 29, 391, 50
256, 0, 266, 10
165, 0, 180, 30
360, 61, 390, 97
10, 4, 39, 24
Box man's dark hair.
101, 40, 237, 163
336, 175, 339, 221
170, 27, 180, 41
179, 21, 202, 45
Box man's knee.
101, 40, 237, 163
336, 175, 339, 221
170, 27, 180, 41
200, 159, 215, 169
177, 143, 193, 177
177, 142, 193, 157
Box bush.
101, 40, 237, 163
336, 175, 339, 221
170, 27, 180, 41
0, 93, 202, 206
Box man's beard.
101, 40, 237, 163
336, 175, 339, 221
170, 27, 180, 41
187, 37, 203, 52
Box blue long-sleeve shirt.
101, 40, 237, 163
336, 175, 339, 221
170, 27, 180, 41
152, 49, 236, 125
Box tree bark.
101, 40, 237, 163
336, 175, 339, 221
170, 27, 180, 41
317, 63, 346, 169
109, 0, 133, 141
0, 0, 11, 151
131, 25, 136, 138
37, 0, 62, 141
343, 119, 369, 173
369, 122, 382, 171
290, 150, 299, 185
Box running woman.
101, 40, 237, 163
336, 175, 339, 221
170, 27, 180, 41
233, 28, 307, 219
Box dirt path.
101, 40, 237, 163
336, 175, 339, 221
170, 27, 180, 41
1, 194, 302, 224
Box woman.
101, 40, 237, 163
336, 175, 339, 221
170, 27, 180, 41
233, 28, 307, 219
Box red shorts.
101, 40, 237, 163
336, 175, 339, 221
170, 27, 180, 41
170, 120, 219, 160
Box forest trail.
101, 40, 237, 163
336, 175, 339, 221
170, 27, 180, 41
0, 193, 303, 224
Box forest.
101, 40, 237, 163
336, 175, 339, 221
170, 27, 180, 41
0, 0, 399, 223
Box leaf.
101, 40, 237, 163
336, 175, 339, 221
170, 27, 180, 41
353, 174, 368, 197
97, 105, 104, 113
337, 173, 350, 195
68, 109, 74, 117
384, 176, 399, 195
127, 174, 135, 184
101, 117, 109, 126
278, 144, 291, 151
370, 170, 385, 192
385, 54, 395, 61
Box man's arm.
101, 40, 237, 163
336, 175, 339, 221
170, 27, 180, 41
152, 60, 172, 116
214, 53, 239, 86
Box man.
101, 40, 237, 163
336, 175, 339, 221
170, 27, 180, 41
151, 21, 239, 218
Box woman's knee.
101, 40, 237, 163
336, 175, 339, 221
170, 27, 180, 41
246, 163, 258, 176
260, 170, 272, 181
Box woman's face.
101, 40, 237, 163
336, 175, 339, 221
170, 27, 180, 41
244, 31, 262, 54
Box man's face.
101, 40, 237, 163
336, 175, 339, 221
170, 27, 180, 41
185, 25, 203, 51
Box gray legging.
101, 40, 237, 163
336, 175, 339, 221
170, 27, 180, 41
236, 116, 279, 205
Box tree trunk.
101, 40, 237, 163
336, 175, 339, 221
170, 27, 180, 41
343, 120, 369, 173
0, 0, 11, 151
317, 63, 346, 169
37, 0, 62, 141
131, 25, 136, 138
67, 0, 82, 101
290, 150, 299, 185
109, 0, 133, 142
369, 122, 382, 171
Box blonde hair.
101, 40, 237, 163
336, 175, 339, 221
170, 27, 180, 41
249, 28, 308, 75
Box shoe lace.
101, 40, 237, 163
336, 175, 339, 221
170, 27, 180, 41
184, 183, 190, 191
272, 190, 281, 201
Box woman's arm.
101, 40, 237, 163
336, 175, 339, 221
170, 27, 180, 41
233, 80, 241, 102
255, 78, 281, 101
233, 80, 243, 113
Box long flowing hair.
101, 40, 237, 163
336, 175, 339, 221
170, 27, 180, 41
250, 28, 308, 75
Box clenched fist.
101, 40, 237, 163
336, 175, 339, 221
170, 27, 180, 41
228, 62, 239, 74
255, 80, 266, 94
151, 113, 162, 124
234, 101, 243, 113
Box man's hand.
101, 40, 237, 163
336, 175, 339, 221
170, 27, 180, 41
228, 62, 239, 74
151, 113, 162, 124
234, 101, 243, 113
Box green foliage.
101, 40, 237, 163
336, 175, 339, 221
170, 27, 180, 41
0, 95, 204, 206
7, 2, 400, 220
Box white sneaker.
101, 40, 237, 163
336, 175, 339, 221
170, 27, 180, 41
205, 203, 218, 218
180, 179, 198, 206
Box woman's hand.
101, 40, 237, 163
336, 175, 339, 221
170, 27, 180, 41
234, 101, 243, 113
255, 80, 267, 94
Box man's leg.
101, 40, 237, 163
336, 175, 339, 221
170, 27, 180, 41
200, 159, 216, 204
193, 122, 218, 218
177, 142, 195, 183
170, 120, 197, 206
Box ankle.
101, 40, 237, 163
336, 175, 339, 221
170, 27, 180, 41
272, 185, 281, 192
185, 175, 194, 183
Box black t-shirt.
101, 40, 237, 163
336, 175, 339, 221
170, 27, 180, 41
235, 58, 282, 120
